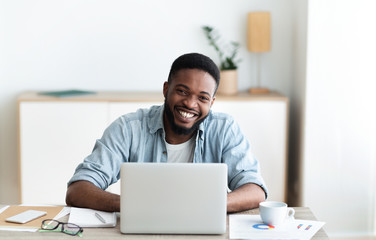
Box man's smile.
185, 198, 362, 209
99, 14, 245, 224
178, 110, 194, 118
175, 106, 200, 123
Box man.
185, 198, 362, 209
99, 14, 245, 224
66, 53, 268, 213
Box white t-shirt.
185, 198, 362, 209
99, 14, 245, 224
165, 136, 196, 163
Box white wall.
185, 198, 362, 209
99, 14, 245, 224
303, 0, 376, 237
3, 0, 376, 238
0, 1, 294, 202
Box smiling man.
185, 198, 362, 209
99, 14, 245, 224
66, 53, 268, 213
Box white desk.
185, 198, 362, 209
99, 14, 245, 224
0, 206, 328, 239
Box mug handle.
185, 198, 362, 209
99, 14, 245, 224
287, 208, 295, 219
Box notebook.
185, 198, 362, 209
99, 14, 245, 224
68, 207, 116, 228
120, 162, 227, 234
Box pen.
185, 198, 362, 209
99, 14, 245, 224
95, 212, 106, 223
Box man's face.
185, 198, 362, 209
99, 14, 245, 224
163, 69, 216, 136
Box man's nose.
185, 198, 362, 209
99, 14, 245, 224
183, 95, 198, 109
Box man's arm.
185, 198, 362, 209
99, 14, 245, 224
66, 180, 120, 212
227, 183, 265, 213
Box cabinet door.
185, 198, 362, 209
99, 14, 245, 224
19, 102, 108, 205
212, 101, 287, 201
108, 102, 162, 122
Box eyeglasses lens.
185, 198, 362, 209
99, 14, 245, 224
42, 220, 60, 230
64, 223, 82, 235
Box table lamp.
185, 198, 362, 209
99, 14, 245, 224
247, 12, 271, 94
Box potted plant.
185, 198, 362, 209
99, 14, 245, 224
202, 26, 241, 95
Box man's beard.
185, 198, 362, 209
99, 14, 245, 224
164, 99, 207, 136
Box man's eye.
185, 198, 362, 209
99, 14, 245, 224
199, 96, 210, 102
177, 89, 186, 95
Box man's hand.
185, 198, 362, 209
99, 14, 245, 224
66, 181, 265, 213
66, 181, 120, 212
227, 183, 265, 213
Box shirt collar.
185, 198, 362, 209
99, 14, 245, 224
148, 105, 165, 134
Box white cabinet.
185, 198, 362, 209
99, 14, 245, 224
109, 102, 162, 123
18, 91, 288, 205
19, 102, 109, 205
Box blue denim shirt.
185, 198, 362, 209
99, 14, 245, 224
68, 105, 268, 197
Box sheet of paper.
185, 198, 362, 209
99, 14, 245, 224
54, 207, 71, 220
229, 214, 325, 240
0, 206, 9, 215
68, 207, 116, 228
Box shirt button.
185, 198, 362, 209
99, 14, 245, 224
163, 151, 167, 155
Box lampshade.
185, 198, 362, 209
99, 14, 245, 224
247, 12, 271, 53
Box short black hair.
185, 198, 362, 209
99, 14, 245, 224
167, 53, 220, 95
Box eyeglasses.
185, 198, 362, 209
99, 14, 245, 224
39, 219, 83, 237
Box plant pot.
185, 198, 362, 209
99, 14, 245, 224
217, 70, 238, 95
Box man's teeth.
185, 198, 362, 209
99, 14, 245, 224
179, 110, 194, 118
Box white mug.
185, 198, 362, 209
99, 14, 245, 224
259, 201, 295, 226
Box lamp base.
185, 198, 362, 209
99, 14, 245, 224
249, 87, 270, 94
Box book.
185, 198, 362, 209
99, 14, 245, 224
68, 207, 117, 228
38, 89, 96, 98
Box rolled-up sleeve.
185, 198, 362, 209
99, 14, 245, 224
67, 117, 128, 190
221, 117, 268, 198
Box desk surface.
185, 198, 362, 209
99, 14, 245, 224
0, 207, 328, 240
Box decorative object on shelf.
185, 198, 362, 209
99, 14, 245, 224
38, 89, 96, 98
202, 26, 241, 95
247, 12, 271, 94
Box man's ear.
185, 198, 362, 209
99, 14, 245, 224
163, 81, 169, 98
210, 96, 216, 108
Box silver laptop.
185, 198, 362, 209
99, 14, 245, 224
120, 162, 227, 234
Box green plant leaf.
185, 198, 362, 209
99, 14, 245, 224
202, 25, 241, 70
